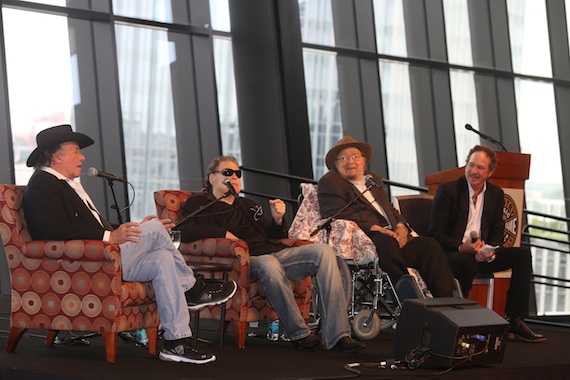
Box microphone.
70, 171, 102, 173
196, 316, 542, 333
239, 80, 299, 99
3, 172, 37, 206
465, 124, 508, 151
88, 167, 127, 183
222, 179, 238, 197
470, 230, 479, 243
365, 174, 382, 189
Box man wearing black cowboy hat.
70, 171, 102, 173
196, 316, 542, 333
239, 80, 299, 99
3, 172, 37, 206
23, 124, 238, 364
317, 135, 457, 298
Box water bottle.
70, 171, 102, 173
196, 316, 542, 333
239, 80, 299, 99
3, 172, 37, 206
135, 328, 148, 345
267, 320, 279, 341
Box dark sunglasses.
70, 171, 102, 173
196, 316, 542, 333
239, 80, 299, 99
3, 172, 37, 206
213, 168, 242, 178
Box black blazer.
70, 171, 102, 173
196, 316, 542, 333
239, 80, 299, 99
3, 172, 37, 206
317, 170, 407, 233
429, 176, 505, 251
23, 170, 111, 241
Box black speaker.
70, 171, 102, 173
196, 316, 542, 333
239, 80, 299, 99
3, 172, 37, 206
393, 297, 509, 369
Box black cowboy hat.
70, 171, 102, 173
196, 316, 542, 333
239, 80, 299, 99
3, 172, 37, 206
26, 124, 94, 167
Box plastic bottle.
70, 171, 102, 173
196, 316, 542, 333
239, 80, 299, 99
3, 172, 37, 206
267, 320, 279, 341
135, 328, 148, 345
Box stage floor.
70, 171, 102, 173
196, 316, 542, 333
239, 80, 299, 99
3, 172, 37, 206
1, 295, 569, 380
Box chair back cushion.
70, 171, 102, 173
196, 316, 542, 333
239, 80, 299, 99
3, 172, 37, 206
154, 189, 193, 222
0, 185, 31, 246
393, 194, 434, 236
289, 183, 376, 264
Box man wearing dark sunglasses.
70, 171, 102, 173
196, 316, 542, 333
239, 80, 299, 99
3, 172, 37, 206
178, 155, 366, 353
212, 168, 242, 178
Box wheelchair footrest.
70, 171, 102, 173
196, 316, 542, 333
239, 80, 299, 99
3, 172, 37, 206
395, 274, 423, 302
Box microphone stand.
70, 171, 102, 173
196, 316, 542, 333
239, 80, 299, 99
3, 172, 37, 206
465, 124, 508, 151
106, 179, 123, 224
310, 183, 374, 237
173, 192, 229, 229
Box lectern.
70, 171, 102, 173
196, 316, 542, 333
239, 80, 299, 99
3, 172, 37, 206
425, 151, 531, 315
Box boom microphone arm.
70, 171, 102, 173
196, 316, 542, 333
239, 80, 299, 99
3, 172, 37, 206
173, 194, 228, 229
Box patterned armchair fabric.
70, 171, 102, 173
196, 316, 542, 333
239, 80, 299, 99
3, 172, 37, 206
153, 190, 312, 349
0, 185, 160, 362
289, 183, 431, 295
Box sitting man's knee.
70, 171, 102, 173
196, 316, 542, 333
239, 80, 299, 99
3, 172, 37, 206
253, 255, 283, 276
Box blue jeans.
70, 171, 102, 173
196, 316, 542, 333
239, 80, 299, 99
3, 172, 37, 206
119, 220, 195, 341
250, 244, 350, 349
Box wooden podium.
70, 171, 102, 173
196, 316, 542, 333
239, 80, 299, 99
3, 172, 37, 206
425, 151, 531, 316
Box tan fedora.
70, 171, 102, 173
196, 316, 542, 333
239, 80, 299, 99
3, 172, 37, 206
27, 124, 94, 167
325, 135, 372, 169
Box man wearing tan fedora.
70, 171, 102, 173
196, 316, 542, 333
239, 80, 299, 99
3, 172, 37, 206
317, 135, 457, 298
23, 124, 238, 364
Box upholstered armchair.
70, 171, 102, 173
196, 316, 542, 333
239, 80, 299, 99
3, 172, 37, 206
0, 185, 160, 362
153, 190, 312, 349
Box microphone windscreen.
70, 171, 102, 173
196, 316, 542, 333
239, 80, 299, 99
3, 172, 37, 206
88, 167, 99, 177
222, 179, 237, 196
470, 230, 478, 243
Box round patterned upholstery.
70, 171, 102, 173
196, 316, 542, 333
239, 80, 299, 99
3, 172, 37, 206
0, 184, 160, 361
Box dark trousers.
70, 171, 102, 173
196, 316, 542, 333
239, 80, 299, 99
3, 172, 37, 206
445, 246, 533, 318
367, 231, 456, 297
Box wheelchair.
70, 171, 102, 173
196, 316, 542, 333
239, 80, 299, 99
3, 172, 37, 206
290, 183, 427, 340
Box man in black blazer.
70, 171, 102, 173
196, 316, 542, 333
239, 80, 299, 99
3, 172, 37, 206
23, 125, 238, 364
430, 144, 545, 342
317, 136, 457, 298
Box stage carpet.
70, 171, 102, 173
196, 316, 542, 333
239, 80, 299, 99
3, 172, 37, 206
1, 295, 569, 380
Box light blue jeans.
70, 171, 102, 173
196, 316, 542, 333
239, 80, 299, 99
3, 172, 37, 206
119, 220, 195, 341
250, 244, 351, 349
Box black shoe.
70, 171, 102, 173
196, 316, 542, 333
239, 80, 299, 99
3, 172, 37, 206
159, 340, 216, 364
507, 318, 546, 343
186, 279, 237, 311
291, 334, 321, 351
333, 336, 366, 352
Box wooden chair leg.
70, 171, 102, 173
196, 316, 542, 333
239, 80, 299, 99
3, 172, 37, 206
45, 330, 59, 346
101, 332, 118, 363
6, 327, 26, 352
232, 321, 247, 349
145, 327, 158, 356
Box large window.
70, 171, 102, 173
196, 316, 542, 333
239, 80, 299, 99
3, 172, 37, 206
449, 70, 480, 163
373, 0, 407, 57
115, 24, 180, 221
303, 50, 342, 179
507, 0, 552, 77
378, 61, 418, 192
4, 8, 75, 185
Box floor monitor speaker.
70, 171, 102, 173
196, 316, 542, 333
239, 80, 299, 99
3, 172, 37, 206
393, 297, 509, 369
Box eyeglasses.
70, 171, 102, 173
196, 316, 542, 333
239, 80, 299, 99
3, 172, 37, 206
213, 168, 242, 178
336, 154, 364, 162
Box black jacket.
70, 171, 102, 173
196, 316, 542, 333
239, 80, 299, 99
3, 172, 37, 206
23, 170, 112, 241
429, 176, 505, 251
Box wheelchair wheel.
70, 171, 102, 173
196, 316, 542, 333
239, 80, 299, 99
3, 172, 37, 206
352, 308, 381, 340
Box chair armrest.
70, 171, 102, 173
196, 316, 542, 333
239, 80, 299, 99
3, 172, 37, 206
181, 238, 251, 289
23, 240, 120, 263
